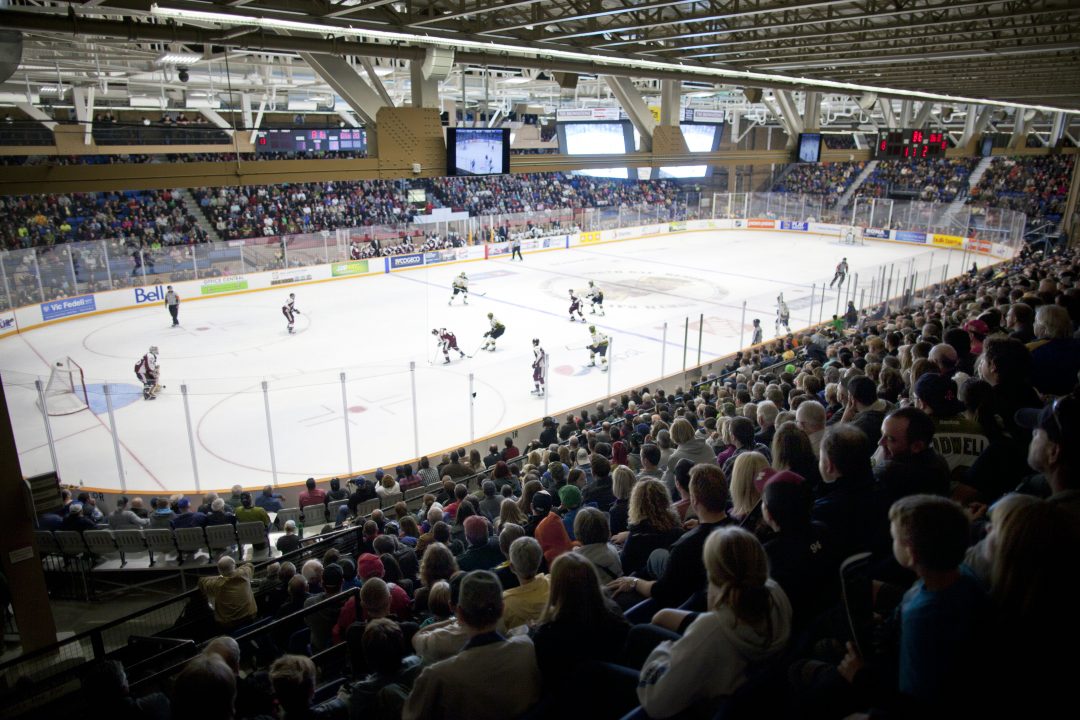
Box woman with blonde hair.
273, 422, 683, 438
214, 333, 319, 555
375, 473, 400, 498
618, 478, 683, 577
496, 497, 527, 532
636, 527, 792, 718
608, 465, 636, 535
729, 451, 769, 521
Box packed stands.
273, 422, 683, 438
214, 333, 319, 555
772, 162, 865, 206
966, 154, 1075, 224
15, 237, 1079, 719
0, 190, 207, 251
858, 157, 980, 202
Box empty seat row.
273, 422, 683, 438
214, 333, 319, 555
33, 523, 270, 567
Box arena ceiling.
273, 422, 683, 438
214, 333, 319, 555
1, 0, 1079, 130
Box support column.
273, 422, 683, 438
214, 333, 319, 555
912, 101, 934, 129
772, 90, 805, 149
660, 79, 681, 127
605, 75, 656, 151
1049, 112, 1067, 148
198, 108, 234, 136
300, 52, 387, 130
1007, 110, 1030, 150
1062, 149, 1080, 240
14, 102, 57, 131
802, 91, 821, 132
876, 96, 897, 129
0, 382, 57, 651
72, 85, 94, 145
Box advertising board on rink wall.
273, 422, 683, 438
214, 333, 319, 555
5, 219, 1001, 336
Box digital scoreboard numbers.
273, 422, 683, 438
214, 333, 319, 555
255, 128, 366, 153
876, 129, 949, 159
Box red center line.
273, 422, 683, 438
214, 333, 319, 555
16, 333, 167, 492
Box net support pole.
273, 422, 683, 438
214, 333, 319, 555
468, 373, 475, 443
409, 362, 420, 459
180, 384, 201, 492
661, 322, 668, 378
340, 372, 353, 475
103, 383, 126, 493
739, 302, 747, 349
696, 313, 704, 366
261, 380, 278, 488
34, 379, 60, 474
682, 317, 689, 371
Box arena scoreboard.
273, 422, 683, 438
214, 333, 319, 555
255, 127, 366, 153
875, 129, 948, 159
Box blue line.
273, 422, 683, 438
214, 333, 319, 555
390, 271, 704, 355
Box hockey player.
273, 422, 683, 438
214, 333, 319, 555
568, 290, 586, 322
830, 257, 849, 288
510, 234, 523, 261
134, 345, 161, 401
282, 293, 301, 333
432, 328, 466, 363
164, 285, 180, 327
482, 313, 506, 351
587, 281, 605, 316
587, 326, 610, 372
531, 339, 547, 397
449, 272, 469, 306
752, 318, 763, 345
776, 293, 791, 336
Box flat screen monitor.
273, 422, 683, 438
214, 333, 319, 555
407, 188, 427, 204
658, 123, 722, 179
559, 121, 633, 179
446, 127, 510, 176
980, 136, 994, 158
797, 133, 822, 163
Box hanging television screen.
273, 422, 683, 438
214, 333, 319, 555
797, 133, 822, 162
558, 121, 634, 179
446, 127, 511, 176
657, 123, 723, 179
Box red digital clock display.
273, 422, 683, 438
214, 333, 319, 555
876, 129, 949, 159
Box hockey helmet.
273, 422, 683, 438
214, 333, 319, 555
487, 313, 493, 319
289, 293, 295, 298
588, 280, 595, 286
842, 257, 847, 261
588, 326, 596, 333
459, 272, 466, 277
532, 338, 540, 346
149, 345, 159, 354
431, 329, 438, 335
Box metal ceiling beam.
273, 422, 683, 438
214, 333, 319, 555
605, 75, 656, 151
14, 102, 57, 131
409, 0, 547, 28
299, 52, 387, 126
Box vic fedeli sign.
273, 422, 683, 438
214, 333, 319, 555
41, 294, 96, 321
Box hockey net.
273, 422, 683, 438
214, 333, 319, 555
838, 226, 866, 246
38, 357, 89, 416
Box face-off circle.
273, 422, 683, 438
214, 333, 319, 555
542, 270, 725, 310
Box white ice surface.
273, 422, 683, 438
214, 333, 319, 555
455, 140, 504, 175
0, 230, 978, 493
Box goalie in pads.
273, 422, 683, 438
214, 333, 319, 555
135, 346, 161, 400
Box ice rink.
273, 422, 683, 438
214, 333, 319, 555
0, 229, 979, 494
454, 139, 504, 175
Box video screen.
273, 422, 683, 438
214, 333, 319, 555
446, 127, 510, 176
560, 122, 632, 179
407, 188, 427, 204
797, 133, 822, 163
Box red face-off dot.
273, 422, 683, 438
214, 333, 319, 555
555, 365, 575, 376
348, 405, 366, 413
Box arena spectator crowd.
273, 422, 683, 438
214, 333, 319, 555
966, 154, 1074, 223
773, 162, 865, 206
56, 240, 1079, 719
858, 157, 980, 203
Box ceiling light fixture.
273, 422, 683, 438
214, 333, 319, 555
146, 4, 1079, 115
156, 52, 203, 65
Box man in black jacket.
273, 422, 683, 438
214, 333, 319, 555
582, 453, 616, 510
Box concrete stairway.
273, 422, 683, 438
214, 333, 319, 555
174, 188, 223, 243
836, 160, 879, 208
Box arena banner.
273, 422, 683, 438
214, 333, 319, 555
579, 231, 603, 245
331, 260, 369, 277
863, 227, 890, 239
200, 276, 249, 295
41, 294, 96, 321
270, 268, 315, 286
640, 224, 665, 235
779, 221, 809, 231
894, 230, 927, 244
486, 242, 511, 258
389, 253, 424, 270
133, 285, 167, 305
967, 237, 991, 254
0, 310, 16, 337
613, 227, 638, 240
747, 219, 775, 229
668, 221, 687, 232
424, 248, 468, 265
931, 233, 964, 249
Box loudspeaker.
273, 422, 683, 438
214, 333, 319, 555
421, 48, 454, 82
0, 31, 23, 85
857, 93, 877, 111
743, 87, 762, 103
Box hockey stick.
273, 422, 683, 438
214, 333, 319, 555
465, 343, 486, 358
564, 344, 590, 351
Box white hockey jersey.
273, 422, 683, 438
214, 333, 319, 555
453, 276, 468, 290
532, 346, 547, 370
